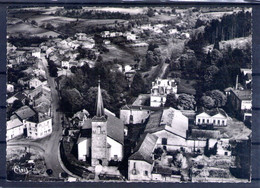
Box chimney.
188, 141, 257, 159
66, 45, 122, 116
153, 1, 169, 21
235, 75, 238, 90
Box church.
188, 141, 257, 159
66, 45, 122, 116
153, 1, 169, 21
77, 80, 124, 166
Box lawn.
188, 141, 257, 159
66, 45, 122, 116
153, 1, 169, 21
178, 79, 197, 95
101, 43, 147, 65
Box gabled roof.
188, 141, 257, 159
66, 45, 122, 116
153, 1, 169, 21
129, 133, 158, 164
14, 92, 26, 101
14, 105, 36, 120
106, 111, 124, 145
231, 89, 251, 101
144, 107, 188, 138
7, 118, 23, 130
120, 105, 163, 111
197, 108, 227, 118
77, 128, 92, 144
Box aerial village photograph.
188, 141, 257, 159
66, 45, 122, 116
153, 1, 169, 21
6, 6, 252, 182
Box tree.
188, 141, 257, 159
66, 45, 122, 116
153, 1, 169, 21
147, 8, 155, 17
48, 60, 58, 77
31, 20, 38, 26
148, 42, 159, 51
61, 88, 84, 117
177, 94, 196, 110
200, 96, 215, 109
130, 72, 145, 97
206, 90, 227, 107
84, 87, 111, 116
165, 93, 178, 108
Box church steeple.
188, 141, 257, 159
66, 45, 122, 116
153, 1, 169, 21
96, 78, 105, 117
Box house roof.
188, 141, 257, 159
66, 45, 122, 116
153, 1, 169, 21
129, 133, 158, 164
7, 118, 23, 130
231, 89, 251, 101
106, 111, 124, 145
144, 107, 188, 138
197, 108, 227, 118
34, 102, 50, 114
14, 92, 26, 101
14, 105, 36, 120
120, 105, 163, 111
189, 129, 221, 140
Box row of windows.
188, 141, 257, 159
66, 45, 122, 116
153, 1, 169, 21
197, 118, 225, 125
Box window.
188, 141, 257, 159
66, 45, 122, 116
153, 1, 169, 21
213, 120, 216, 124
130, 115, 133, 123
218, 120, 220, 125
202, 119, 205, 123
114, 155, 118, 161
198, 119, 200, 123
97, 126, 101, 134
162, 138, 167, 145
225, 152, 228, 156
222, 120, 225, 125
207, 119, 209, 124
144, 171, 148, 176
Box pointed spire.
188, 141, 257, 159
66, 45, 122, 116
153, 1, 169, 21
96, 77, 105, 117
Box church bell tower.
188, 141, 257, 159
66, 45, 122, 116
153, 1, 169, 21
91, 79, 108, 166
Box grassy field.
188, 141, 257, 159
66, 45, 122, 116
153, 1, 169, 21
8, 22, 59, 37
178, 79, 197, 95
102, 43, 147, 65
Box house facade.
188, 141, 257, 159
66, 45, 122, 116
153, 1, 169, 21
23, 114, 52, 139
7, 118, 24, 140
150, 78, 177, 107
195, 108, 228, 127
128, 133, 158, 181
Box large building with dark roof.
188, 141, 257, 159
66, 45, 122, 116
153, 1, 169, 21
77, 80, 124, 166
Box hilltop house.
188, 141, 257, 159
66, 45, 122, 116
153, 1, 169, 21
150, 78, 177, 107
77, 80, 124, 166
6, 118, 24, 141
195, 108, 228, 127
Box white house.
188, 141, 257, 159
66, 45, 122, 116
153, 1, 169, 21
7, 84, 14, 93
144, 108, 189, 152
23, 113, 52, 139
29, 78, 47, 89
120, 105, 161, 125
6, 118, 24, 141
128, 133, 158, 181
195, 108, 228, 127
31, 48, 41, 59
150, 78, 177, 107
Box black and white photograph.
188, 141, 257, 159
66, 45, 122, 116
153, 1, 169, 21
6, 6, 252, 182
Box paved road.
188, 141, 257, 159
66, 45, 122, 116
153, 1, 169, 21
40, 53, 64, 177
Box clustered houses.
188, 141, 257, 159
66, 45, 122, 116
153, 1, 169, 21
150, 78, 177, 107
6, 44, 53, 141
118, 75, 251, 182
44, 33, 97, 75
